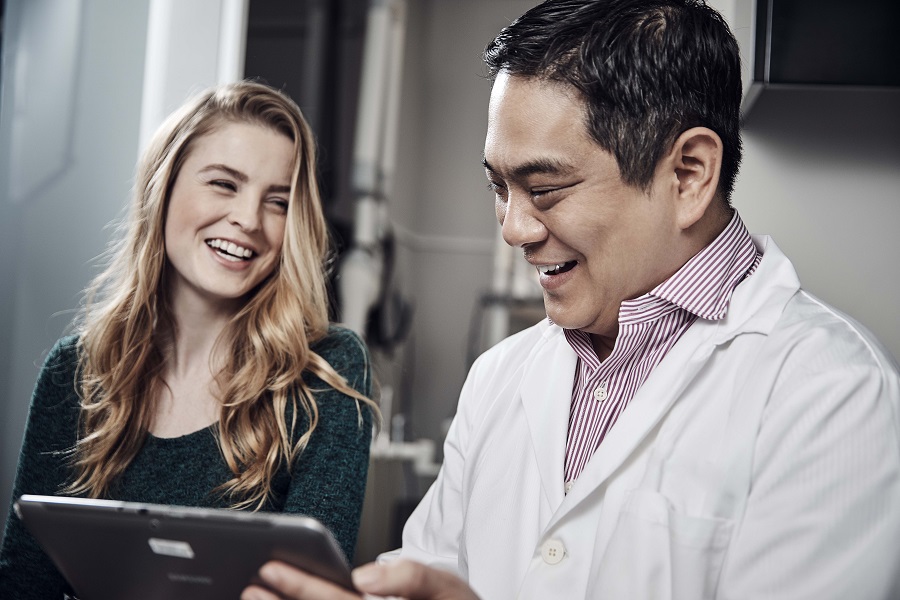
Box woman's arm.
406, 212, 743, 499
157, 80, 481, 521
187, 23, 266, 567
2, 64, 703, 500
281, 328, 374, 561
0, 336, 82, 600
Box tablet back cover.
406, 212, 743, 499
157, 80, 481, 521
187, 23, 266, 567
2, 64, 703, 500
15, 495, 355, 600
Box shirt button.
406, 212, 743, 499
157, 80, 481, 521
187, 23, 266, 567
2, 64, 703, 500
541, 539, 566, 565
593, 381, 608, 402
564, 481, 574, 494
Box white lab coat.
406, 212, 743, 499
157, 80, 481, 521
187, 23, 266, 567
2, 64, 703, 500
397, 236, 900, 599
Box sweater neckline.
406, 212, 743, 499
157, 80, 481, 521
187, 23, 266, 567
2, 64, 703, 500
145, 424, 217, 445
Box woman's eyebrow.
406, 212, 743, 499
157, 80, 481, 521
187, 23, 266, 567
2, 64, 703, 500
200, 163, 248, 182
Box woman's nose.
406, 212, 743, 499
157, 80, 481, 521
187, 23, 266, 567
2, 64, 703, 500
228, 195, 262, 232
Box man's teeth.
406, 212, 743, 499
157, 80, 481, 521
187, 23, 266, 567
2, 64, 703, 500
537, 262, 575, 276
207, 239, 253, 259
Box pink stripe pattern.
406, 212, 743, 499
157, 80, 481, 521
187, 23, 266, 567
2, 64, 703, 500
562, 212, 761, 491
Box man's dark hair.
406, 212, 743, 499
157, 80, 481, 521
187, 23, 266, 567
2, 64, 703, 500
484, 0, 743, 204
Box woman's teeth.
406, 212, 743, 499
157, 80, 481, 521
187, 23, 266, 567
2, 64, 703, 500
207, 239, 253, 260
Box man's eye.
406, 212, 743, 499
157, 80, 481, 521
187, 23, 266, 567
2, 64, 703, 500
531, 184, 566, 197
531, 184, 573, 206
486, 181, 507, 197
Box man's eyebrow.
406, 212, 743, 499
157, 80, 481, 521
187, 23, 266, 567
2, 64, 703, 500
482, 156, 575, 179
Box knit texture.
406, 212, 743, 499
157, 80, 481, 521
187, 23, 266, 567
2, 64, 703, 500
0, 326, 373, 600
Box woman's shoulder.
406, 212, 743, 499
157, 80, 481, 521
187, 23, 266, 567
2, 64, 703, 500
41, 334, 81, 375
31, 334, 82, 411
57, 333, 79, 351
310, 325, 369, 366
305, 325, 371, 397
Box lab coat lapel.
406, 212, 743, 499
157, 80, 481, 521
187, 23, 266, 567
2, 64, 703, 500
556, 235, 801, 517
556, 319, 720, 516
519, 327, 577, 512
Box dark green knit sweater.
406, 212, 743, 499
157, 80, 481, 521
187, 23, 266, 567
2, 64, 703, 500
0, 326, 373, 600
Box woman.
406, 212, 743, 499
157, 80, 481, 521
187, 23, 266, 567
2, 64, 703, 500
0, 81, 378, 599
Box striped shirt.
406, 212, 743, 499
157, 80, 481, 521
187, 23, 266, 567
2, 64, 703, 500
563, 211, 761, 490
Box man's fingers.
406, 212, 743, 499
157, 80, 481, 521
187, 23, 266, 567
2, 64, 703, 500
241, 583, 282, 600
242, 561, 362, 600
352, 559, 480, 600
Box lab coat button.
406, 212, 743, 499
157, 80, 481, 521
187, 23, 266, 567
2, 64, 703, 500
541, 539, 566, 565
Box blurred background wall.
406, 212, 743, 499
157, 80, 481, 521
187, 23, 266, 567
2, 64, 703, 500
0, 0, 152, 532
1, 0, 898, 558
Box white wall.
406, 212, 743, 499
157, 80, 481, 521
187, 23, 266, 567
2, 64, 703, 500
0, 0, 151, 524
386, 0, 538, 445
710, 0, 900, 361
737, 89, 900, 360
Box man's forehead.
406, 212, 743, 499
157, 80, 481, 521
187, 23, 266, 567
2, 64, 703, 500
489, 72, 584, 110
487, 74, 590, 143
485, 73, 596, 178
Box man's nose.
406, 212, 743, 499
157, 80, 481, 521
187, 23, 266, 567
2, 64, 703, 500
499, 194, 547, 248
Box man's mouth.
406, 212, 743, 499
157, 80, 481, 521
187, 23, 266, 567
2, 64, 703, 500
206, 239, 254, 262
536, 261, 577, 276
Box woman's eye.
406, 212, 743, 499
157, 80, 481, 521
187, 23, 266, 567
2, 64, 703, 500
211, 180, 237, 192
268, 198, 289, 214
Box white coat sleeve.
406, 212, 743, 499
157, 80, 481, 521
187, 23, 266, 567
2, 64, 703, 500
391, 353, 488, 577
718, 331, 900, 599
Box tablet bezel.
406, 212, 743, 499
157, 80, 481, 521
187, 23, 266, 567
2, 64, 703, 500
15, 494, 356, 600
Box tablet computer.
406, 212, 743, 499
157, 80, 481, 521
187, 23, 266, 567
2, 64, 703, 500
14, 494, 355, 600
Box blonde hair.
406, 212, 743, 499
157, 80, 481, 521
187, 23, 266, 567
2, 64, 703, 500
68, 81, 377, 509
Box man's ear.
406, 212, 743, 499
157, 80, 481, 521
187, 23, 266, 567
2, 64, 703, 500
667, 127, 723, 230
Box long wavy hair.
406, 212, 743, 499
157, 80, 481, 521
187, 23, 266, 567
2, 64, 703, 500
67, 81, 377, 509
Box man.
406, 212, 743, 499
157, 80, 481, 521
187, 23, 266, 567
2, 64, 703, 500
243, 0, 900, 598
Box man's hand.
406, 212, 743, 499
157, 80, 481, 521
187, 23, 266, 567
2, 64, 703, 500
241, 560, 360, 600
351, 559, 480, 600
241, 558, 481, 600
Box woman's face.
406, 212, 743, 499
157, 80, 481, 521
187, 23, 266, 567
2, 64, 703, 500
163, 121, 295, 314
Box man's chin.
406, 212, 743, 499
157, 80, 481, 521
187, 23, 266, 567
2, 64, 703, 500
543, 309, 584, 331
544, 309, 609, 337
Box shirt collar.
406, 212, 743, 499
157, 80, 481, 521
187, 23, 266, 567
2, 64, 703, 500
563, 210, 759, 344
647, 210, 759, 321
